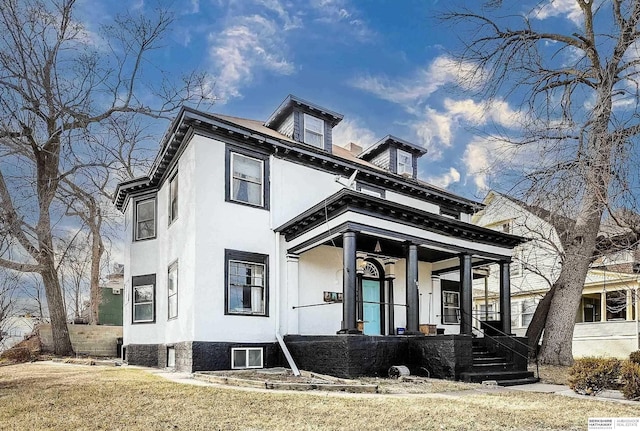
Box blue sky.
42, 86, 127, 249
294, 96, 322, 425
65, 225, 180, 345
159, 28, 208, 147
77, 0, 588, 201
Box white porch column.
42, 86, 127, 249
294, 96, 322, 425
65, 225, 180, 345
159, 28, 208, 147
286, 254, 300, 335
601, 291, 607, 322
627, 289, 634, 321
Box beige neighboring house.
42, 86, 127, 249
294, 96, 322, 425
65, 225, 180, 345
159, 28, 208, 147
472, 191, 640, 359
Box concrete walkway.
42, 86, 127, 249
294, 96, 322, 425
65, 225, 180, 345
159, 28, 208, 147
144, 367, 638, 405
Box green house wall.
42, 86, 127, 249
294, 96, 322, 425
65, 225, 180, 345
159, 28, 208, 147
99, 287, 123, 326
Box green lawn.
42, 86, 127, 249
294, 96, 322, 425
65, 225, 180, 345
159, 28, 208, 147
0, 363, 636, 430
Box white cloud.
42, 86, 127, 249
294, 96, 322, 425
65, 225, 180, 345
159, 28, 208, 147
209, 14, 294, 101
352, 55, 483, 104
463, 138, 491, 191
530, 0, 584, 25
255, 0, 303, 30
310, 0, 374, 41
332, 118, 377, 149
425, 167, 461, 189
409, 98, 522, 158
207, 0, 372, 101
412, 107, 453, 157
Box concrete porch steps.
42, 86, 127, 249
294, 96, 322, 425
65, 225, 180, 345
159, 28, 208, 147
461, 339, 537, 386
459, 369, 536, 383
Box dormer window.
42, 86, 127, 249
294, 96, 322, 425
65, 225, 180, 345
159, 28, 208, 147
397, 149, 412, 175
303, 114, 324, 148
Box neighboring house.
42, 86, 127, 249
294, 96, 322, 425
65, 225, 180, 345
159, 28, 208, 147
98, 267, 124, 326
114, 95, 530, 381
472, 191, 640, 358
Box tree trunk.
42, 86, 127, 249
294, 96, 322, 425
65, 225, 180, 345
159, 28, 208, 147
40, 257, 73, 355
525, 284, 556, 355
89, 226, 104, 325
538, 216, 601, 365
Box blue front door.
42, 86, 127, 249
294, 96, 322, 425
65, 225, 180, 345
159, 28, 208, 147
362, 279, 381, 335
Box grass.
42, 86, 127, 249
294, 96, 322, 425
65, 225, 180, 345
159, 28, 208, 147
0, 362, 637, 431
532, 364, 571, 385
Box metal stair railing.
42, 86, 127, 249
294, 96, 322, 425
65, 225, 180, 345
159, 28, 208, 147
462, 309, 539, 380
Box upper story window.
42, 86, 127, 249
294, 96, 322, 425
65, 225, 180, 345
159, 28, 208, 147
134, 198, 156, 241
168, 173, 178, 224
397, 149, 412, 175
230, 153, 264, 207
303, 113, 324, 148
225, 250, 268, 316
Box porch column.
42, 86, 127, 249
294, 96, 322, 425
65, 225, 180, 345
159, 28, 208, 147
340, 231, 358, 333
601, 291, 607, 322
627, 289, 634, 321
459, 254, 473, 334
499, 261, 512, 335
285, 254, 300, 335
406, 243, 419, 333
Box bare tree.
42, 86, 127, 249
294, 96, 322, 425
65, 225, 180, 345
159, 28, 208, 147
0, 0, 212, 354
58, 116, 155, 324
0, 268, 20, 347
444, 1, 640, 364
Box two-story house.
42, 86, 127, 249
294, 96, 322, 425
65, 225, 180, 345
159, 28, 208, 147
114, 95, 532, 382
472, 191, 640, 358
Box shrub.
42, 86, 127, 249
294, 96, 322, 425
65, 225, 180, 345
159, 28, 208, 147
568, 357, 621, 396
621, 360, 640, 401
629, 350, 640, 365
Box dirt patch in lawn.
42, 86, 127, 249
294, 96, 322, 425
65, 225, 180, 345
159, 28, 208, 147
194, 367, 481, 394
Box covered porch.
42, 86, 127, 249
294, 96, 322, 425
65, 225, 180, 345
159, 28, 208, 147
276, 190, 531, 380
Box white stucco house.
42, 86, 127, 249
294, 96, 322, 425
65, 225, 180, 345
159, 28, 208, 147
114, 96, 534, 382
472, 191, 640, 358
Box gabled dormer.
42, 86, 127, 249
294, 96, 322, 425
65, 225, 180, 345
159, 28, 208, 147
357, 135, 427, 179
264, 95, 343, 153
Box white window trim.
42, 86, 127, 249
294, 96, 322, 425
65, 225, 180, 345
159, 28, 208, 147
228, 259, 266, 315
133, 284, 155, 323
442, 290, 460, 324
167, 347, 176, 368
168, 172, 178, 225
134, 198, 156, 241
230, 152, 265, 207
231, 347, 264, 369
168, 261, 178, 320
303, 113, 324, 149
397, 149, 412, 175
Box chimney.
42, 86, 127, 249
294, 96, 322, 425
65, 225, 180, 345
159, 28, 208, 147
346, 142, 363, 156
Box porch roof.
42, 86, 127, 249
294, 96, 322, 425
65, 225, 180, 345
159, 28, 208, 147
275, 189, 526, 259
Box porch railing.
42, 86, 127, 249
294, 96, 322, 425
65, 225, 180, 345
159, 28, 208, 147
462, 309, 539, 380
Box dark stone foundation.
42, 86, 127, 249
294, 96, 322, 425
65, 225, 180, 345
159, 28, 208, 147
126, 335, 480, 379
284, 334, 474, 379
125, 341, 285, 372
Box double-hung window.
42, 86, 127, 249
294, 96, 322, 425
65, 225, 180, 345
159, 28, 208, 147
397, 149, 412, 175
442, 290, 460, 324
168, 173, 178, 224
231, 153, 264, 207
168, 261, 178, 320
225, 250, 268, 316
303, 114, 324, 148
134, 198, 156, 241
132, 274, 156, 324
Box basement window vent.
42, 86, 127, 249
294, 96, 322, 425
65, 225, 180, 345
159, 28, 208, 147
231, 347, 263, 369
112, 288, 121, 295
167, 347, 176, 368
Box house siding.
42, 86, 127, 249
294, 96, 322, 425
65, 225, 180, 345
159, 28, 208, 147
370, 150, 391, 171
276, 112, 294, 139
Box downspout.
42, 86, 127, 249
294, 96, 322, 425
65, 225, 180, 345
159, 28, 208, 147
274, 221, 300, 375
